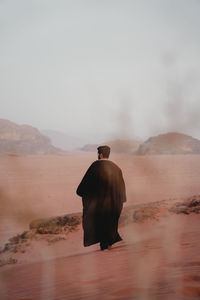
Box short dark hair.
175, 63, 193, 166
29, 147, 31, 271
97, 145, 111, 158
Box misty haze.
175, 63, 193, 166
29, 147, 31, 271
1, 1, 200, 299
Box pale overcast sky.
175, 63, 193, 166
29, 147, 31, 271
1, 0, 200, 142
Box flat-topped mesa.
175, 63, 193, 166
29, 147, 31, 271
135, 132, 200, 155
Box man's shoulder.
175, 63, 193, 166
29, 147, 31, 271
108, 160, 122, 172
88, 160, 101, 170
90, 159, 121, 168
96, 159, 121, 171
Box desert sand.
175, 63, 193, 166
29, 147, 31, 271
1, 153, 200, 299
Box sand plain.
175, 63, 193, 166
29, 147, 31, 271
0, 152, 200, 240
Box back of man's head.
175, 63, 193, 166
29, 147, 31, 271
97, 145, 111, 158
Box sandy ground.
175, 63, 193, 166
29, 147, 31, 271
1, 213, 200, 300
1, 152, 200, 243
0, 153, 200, 299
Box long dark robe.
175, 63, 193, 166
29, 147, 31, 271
76, 159, 126, 247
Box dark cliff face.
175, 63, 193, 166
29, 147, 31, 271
135, 132, 200, 155
0, 119, 63, 154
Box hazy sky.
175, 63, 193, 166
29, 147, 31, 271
1, 0, 200, 142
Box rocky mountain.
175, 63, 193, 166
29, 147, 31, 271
81, 139, 141, 153
0, 119, 64, 155
41, 130, 86, 151
135, 132, 200, 155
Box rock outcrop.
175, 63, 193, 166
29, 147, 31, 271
0, 213, 81, 255
0, 119, 64, 154
29, 213, 81, 234
169, 195, 200, 215
135, 132, 200, 155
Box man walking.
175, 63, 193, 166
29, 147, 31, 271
76, 145, 126, 250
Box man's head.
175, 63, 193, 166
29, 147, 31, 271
97, 145, 111, 160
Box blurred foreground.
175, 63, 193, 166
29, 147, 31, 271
1, 196, 200, 299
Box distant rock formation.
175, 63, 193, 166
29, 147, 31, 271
81, 139, 141, 153
135, 132, 200, 155
41, 130, 86, 151
105, 139, 141, 153
0, 119, 64, 155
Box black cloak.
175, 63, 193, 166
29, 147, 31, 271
76, 159, 126, 247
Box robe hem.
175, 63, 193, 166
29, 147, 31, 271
84, 236, 122, 247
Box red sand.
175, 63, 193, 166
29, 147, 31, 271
1, 214, 200, 299
1, 153, 200, 232
0, 153, 200, 299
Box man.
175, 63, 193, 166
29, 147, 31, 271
76, 145, 126, 250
